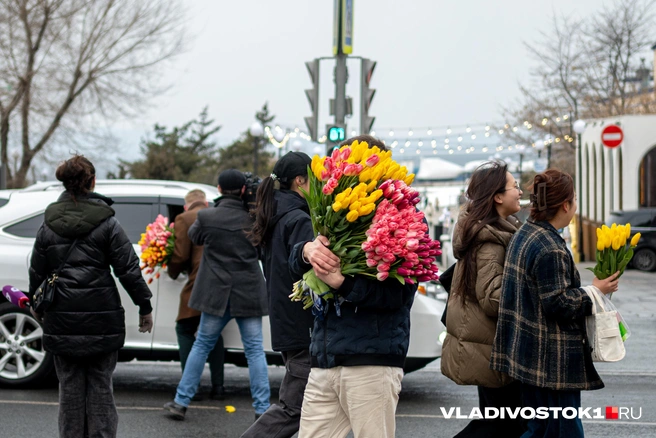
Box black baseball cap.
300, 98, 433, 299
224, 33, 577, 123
272, 152, 312, 183
218, 169, 246, 190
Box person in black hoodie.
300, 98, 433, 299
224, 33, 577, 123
241, 151, 315, 438
289, 136, 417, 438
28, 155, 153, 438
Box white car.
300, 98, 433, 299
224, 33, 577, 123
0, 180, 445, 387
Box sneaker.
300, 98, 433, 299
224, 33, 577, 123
163, 401, 187, 420
254, 412, 263, 422
210, 385, 226, 401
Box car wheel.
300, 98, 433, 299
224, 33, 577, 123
0, 302, 55, 387
633, 248, 656, 272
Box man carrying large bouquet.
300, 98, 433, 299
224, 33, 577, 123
289, 136, 417, 438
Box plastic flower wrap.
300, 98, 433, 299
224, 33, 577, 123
290, 140, 441, 310
138, 214, 175, 284
587, 222, 641, 281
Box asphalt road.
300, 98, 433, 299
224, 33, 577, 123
1, 265, 655, 438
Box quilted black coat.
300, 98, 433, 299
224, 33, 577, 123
28, 191, 152, 357
289, 241, 417, 369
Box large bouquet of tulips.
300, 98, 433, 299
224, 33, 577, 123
138, 214, 175, 284
290, 140, 441, 310
587, 223, 641, 280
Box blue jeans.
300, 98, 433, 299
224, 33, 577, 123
520, 383, 583, 438
174, 309, 270, 414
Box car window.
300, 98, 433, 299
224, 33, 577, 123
628, 212, 653, 228
160, 197, 185, 224
0, 198, 8, 208
113, 202, 158, 243
3, 213, 45, 238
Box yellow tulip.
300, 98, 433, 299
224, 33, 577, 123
612, 235, 621, 251
359, 168, 373, 182
597, 239, 605, 252
602, 224, 610, 233
596, 228, 603, 241
611, 223, 617, 231
332, 201, 343, 212
603, 229, 613, 248
625, 223, 631, 240
384, 163, 400, 179
366, 180, 378, 192
349, 201, 362, 212
358, 203, 376, 216
631, 232, 641, 247
404, 174, 415, 185
346, 210, 359, 222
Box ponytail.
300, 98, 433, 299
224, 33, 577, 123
249, 176, 276, 247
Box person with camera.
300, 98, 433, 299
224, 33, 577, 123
29, 155, 153, 438
164, 169, 270, 421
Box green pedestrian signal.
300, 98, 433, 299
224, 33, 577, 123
328, 126, 346, 143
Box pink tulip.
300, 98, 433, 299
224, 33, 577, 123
366, 258, 378, 267
397, 267, 411, 276
382, 253, 395, 263
339, 147, 350, 160
377, 263, 390, 273
377, 272, 389, 281
406, 239, 419, 251
365, 154, 380, 167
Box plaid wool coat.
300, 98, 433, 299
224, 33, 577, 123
490, 220, 604, 391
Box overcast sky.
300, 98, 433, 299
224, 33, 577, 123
113, 0, 606, 159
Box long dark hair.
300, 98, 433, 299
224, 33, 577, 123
529, 169, 574, 222
55, 154, 96, 201
249, 152, 310, 248
453, 161, 508, 303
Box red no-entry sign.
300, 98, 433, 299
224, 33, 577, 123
601, 125, 623, 148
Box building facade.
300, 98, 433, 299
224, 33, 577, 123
578, 114, 656, 260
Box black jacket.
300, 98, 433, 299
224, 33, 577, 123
289, 241, 417, 369
188, 195, 267, 318
28, 192, 152, 357
262, 190, 315, 352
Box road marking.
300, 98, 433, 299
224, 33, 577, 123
0, 400, 226, 411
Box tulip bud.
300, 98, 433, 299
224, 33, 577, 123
631, 232, 641, 247
596, 239, 605, 252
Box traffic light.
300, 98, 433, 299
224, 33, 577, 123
304, 59, 320, 142
360, 58, 376, 134
327, 125, 346, 143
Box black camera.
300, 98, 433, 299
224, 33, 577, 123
242, 172, 261, 210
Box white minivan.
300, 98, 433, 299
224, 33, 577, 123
0, 180, 445, 387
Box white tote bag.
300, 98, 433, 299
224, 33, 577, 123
582, 286, 626, 362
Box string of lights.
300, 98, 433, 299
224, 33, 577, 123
266, 113, 575, 155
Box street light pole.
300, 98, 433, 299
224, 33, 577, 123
573, 118, 586, 263
250, 122, 264, 177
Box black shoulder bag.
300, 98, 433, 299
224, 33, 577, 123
33, 239, 78, 313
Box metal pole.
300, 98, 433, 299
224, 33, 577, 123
333, 0, 347, 140
253, 136, 259, 177
577, 131, 584, 262
335, 54, 347, 127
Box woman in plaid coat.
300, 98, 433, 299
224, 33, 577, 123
491, 169, 620, 437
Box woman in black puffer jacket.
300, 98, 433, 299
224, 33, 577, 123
28, 155, 153, 438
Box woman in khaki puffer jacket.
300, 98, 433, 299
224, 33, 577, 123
440, 161, 525, 437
